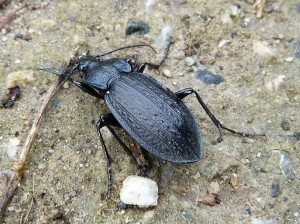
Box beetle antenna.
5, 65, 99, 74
36, 63, 76, 102
35, 67, 62, 76
96, 44, 156, 57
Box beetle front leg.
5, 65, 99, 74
137, 41, 173, 72
176, 88, 266, 142
68, 78, 102, 98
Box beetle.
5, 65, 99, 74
45, 43, 265, 198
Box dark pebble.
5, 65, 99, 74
181, 211, 193, 222
296, 3, 300, 13
117, 201, 127, 210
181, 14, 190, 27
281, 120, 290, 130
195, 69, 225, 85
264, 3, 275, 13
295, 38, 300, 59
270, 182, 281, 197
294, 132, 300, 140
244, 204, 252, 215
125, 21, 149, 35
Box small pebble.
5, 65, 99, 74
296, 3, 300, 13
265, 75, 286, 91
230, 173, 239, 188
218, 39, 231, 48
208, 181, 220, 194
221, 4, 240, 24
185, 57, 195, 66
7, 207, 15, 212
120, 175, 158, 207
193, 172, 201, 180
198, 193, 220, 206
195, 69, 225, 85
281, 120, 290, 131
244, 205, 252, 215
117, 201, 127, 210
162, 69, 172, 78
143, 210, 155, 221
63, 82, 70, 89
156, 26, 172, 48
253, 41, 277, 61
284, 57, 294, 62
264, 2, 275, 13
125, 21, 149, 35
7, 138, 20, 159
173, 186, 188, 196
278, 34, 284, 39
270, 182, 281, 197
271, 150, 296, 181
145, 0, 155, 14
251, 218, 273, 224
181, 211, 193, 222
295, 38, 300, 59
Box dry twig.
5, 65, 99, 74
0, 67, 66, 219
253, 0, 266, 18
0, 3, 25, 29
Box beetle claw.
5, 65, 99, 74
217, 136, 223, 143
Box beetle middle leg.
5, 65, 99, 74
176, 88, 266, 142
96, 114, 148, 198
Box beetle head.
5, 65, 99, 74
69, 56, 99, 73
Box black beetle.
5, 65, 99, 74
44, 43, 264, 198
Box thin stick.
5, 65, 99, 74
0, 71, 65, 218
0, 4, 26, 29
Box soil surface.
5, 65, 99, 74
0, 0, 299, 223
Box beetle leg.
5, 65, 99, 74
100, 114, 148, 177
176, 88, 266, 142
97, 114, 149, 196
96, 117, 113, 199
139, 41, 173, 71
69, 79, 103, 98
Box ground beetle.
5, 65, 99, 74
43, 43, 265, 198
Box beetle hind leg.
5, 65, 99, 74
176, 88, 266, 142
96, 118, 113, 199
97, 114, 148, 197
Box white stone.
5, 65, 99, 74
218, 39, 231, 48
156, 26, 172, 48
120, 175, 158, 207
251, 218, 273, 224
7, 138, 20, 159
185, 57, 195, 66
284, 57, 294, 62
253, 41, 277, 61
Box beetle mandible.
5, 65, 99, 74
50, 43, 264, 198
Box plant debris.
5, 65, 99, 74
1, 86, 21, 108
197, 193, 221, 206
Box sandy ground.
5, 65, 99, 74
0, 0, 299, 223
